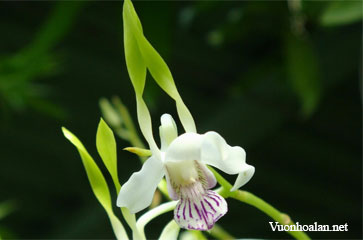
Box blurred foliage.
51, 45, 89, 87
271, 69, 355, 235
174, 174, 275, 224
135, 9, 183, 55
285, 34, 321, 117
320, 1, 362, 27
0, 1, 85, 119
0, 201, 16, 239
0, 1, 361, 239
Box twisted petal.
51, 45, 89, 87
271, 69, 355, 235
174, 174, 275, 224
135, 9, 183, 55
174, 190, 227, 230
200, 131, 255, 191
159, 113, 178, 151
165, 131, 254, 191
117, 156, 165, 213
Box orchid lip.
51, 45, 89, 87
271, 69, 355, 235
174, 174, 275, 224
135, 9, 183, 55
174, 186, 228, 231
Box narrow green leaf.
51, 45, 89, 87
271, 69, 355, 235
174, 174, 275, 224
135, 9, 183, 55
123, 0, 196, 133
320, 1, 362, 27
96, 118, 121, 193
123, 1, 160, 155
62, 127, 128, 240
123, 5, 147, 96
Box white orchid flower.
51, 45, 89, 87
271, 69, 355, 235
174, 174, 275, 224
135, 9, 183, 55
117, 114, 255, 231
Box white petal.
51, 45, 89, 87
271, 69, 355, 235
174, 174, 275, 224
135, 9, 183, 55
174, 190, 227, 230
165, 132, 203, 163
230, 164, 255, 191
117, 156, 164, 213
159, 114, 178, 151
200, 131, 254, 190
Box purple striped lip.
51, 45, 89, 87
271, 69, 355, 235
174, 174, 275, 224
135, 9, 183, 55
174, 189, 228, 231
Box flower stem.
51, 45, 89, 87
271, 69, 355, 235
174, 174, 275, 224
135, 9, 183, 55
230, 190, 310, 240
209, 166, 310, 240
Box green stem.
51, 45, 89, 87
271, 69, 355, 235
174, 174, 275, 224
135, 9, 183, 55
209, 167, 310, 240
230, 190, 310, 240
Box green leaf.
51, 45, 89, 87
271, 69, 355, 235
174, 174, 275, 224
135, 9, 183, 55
320, 1, 362, 27
62, 127, 128, 240
123, 1, 160, 155
286, 34, 321, 117
123, 0, 196, 133
96, 118, 121, 193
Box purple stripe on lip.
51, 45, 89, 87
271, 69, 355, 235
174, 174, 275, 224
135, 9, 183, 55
200, 201, 213, 229
182, 200, 186, 220
207, 195, 220, 206
188, 199, 193, 218
176, 200, 181, 219
204, 198, 216, 213
209, 191, 222, 200
194, 203, 202, 220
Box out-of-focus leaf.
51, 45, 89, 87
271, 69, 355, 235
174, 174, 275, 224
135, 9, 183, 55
62, 127, 128, 240
0, 201, 16, 220
23, 1, 85, 57
99, 98, 122, 128
320, 1, 362, 27
123, 0, 196, 133
0, 1, 85, 117
286, 34, 321, 117
96, 118, 121, 192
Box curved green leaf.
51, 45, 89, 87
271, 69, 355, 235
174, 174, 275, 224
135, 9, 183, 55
123, 1, 160, 156
123, 0, 196, 133
62, 127, 128, 240
96, 118, 121, 192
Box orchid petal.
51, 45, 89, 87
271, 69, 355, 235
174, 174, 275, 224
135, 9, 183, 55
165, 133, 203, 163
117, 156, 164, 213
174, 190, 227, 231
159, 114, 178, 151
230, 165, 255, 191
201, 131, 254, 190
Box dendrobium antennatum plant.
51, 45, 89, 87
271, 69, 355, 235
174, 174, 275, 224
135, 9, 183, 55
62, 0, 311, 239
115, 0, 255, 231
117, 114, 255, 230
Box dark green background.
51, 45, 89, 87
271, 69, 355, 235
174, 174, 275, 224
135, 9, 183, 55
0, 1, 361, 239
